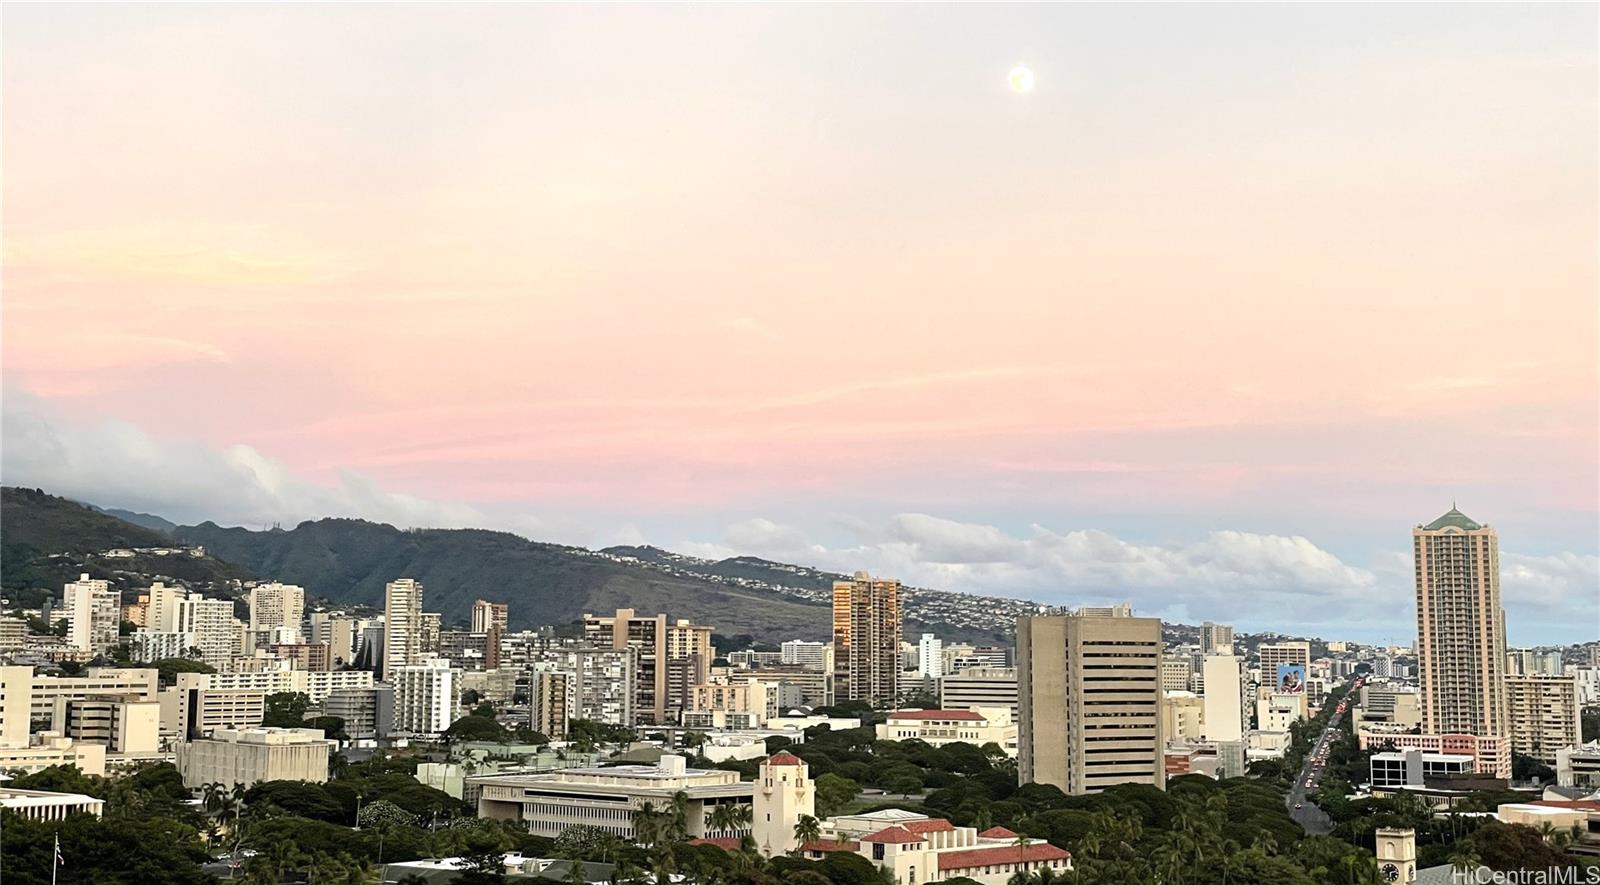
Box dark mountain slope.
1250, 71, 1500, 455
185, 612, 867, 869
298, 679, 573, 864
176, 519, 831, 641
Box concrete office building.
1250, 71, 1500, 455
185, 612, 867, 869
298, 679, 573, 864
1353, 685, 1423, 732
1200, 623, 1234, 656
382, 578, 426, 681
832, 572, 902, 709
26, 668, 160, 723
474, 755, 752, 840
0, 787, 105, 821
50, 695, 159, 754
940, 667, 1018, 719
176, 727, 330, 788
1505, 674, 1582, 767
322, 686, 395, 740
1414, 507, 1509, 754
63, 575, 120, 656
1161, 657, 1193, 693
168, 687, 267, 739
1017, 606, 1165, 794
0, 735, 108, 777
1201, 655, 1244, 743
1161, 692, 1206, 742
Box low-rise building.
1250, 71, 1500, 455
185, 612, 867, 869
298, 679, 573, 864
1162, 691, 1206, 742
1557, 742, 1600, 790
938, 668, 1018, 720
175, 727, 330, 788
877, 708, 1018, 756
0, 787, 104, 821
1369, 748, 1475, 790
322, 686, 394, 740
0, 734, 108, 777
50, 694, 160, 754
1358, 731, 1511, 781
473, 754, 752, 840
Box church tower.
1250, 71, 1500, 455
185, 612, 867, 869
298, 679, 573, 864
1375, 828, 1416, 883
752, 751, 814, 857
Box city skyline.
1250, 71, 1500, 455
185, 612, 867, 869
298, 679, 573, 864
3, 4, 1596, 645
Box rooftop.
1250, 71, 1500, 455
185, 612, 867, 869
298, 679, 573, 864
887, 709, 986, 721
1420, 507, 1483, 532
937, 843, 1071, 871
862, 826, 926, 844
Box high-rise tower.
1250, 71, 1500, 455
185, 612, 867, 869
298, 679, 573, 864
1413, 507, 1507, 740
831, 572, 902, 708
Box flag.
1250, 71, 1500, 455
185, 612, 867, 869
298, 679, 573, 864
54, 833, 63, 867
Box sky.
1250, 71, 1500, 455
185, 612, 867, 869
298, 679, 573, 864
3, 4, 1597, 645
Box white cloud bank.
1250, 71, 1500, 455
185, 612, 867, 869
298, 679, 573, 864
682, 514, 1597, 645
4, 389, 1593, 643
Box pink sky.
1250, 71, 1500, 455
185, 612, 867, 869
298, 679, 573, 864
3, 5, 1596, 640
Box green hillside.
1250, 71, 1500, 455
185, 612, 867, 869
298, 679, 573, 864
1, 488, 253, 606
175, 519, 832, 641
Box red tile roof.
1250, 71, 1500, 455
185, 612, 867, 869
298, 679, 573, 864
978, 826, 1020, 839
861, 825, 927, 844
765, 751, 806, 766
887, 709, 986, 721
937, 843, 1071, 871
900, 819, 956, 834
802, 840, 860, 853
688, 837, 744, 851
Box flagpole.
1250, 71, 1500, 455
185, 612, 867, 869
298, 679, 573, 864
51, 834, 58, 885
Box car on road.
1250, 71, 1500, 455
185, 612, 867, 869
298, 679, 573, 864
1294, 802, 1303, 809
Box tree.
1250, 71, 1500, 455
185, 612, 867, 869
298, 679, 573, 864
793, 814, 823, 852
444, 714, 507, 743
262, 691, 313, 728
814, 773, 860, 818
154, 656, 216, 685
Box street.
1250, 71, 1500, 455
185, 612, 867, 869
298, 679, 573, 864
1286, 679, 1362, 836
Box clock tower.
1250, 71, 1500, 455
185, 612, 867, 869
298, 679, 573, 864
1375, 827, 1416, 883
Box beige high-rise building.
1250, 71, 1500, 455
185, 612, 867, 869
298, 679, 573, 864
831, 572, 902, 709
1161, 657, 1193, 692
585, 608, 669, 724
1017, 606, 1165, 794
145, 582, 188, 633
1505, 674, 1581, 767
1200, 622, 1234, 656
382, 579, 425, 681
63, 575, 121, 656
249, 583, 305, 639
175, 596, 236, 667
1414, 507, 1508, 741
470, 600, 508, 635
1202, 654, 1245, 743
470, 600, 509, 669
1258, 640, 1312, 719
667, 619, 714, 718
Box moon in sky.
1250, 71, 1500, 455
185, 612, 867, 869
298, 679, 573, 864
1008, 65, 1035, 94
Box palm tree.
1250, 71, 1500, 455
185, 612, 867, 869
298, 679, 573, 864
1251, 833, 1278, 856
667, 790, 692, 842
201, 781, 226, 817
792, 814, 822, 853
1013, 833, 1033, 877
632, 801, 663, 849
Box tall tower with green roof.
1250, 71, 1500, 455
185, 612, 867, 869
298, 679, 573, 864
1412, 506, 1508, 746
